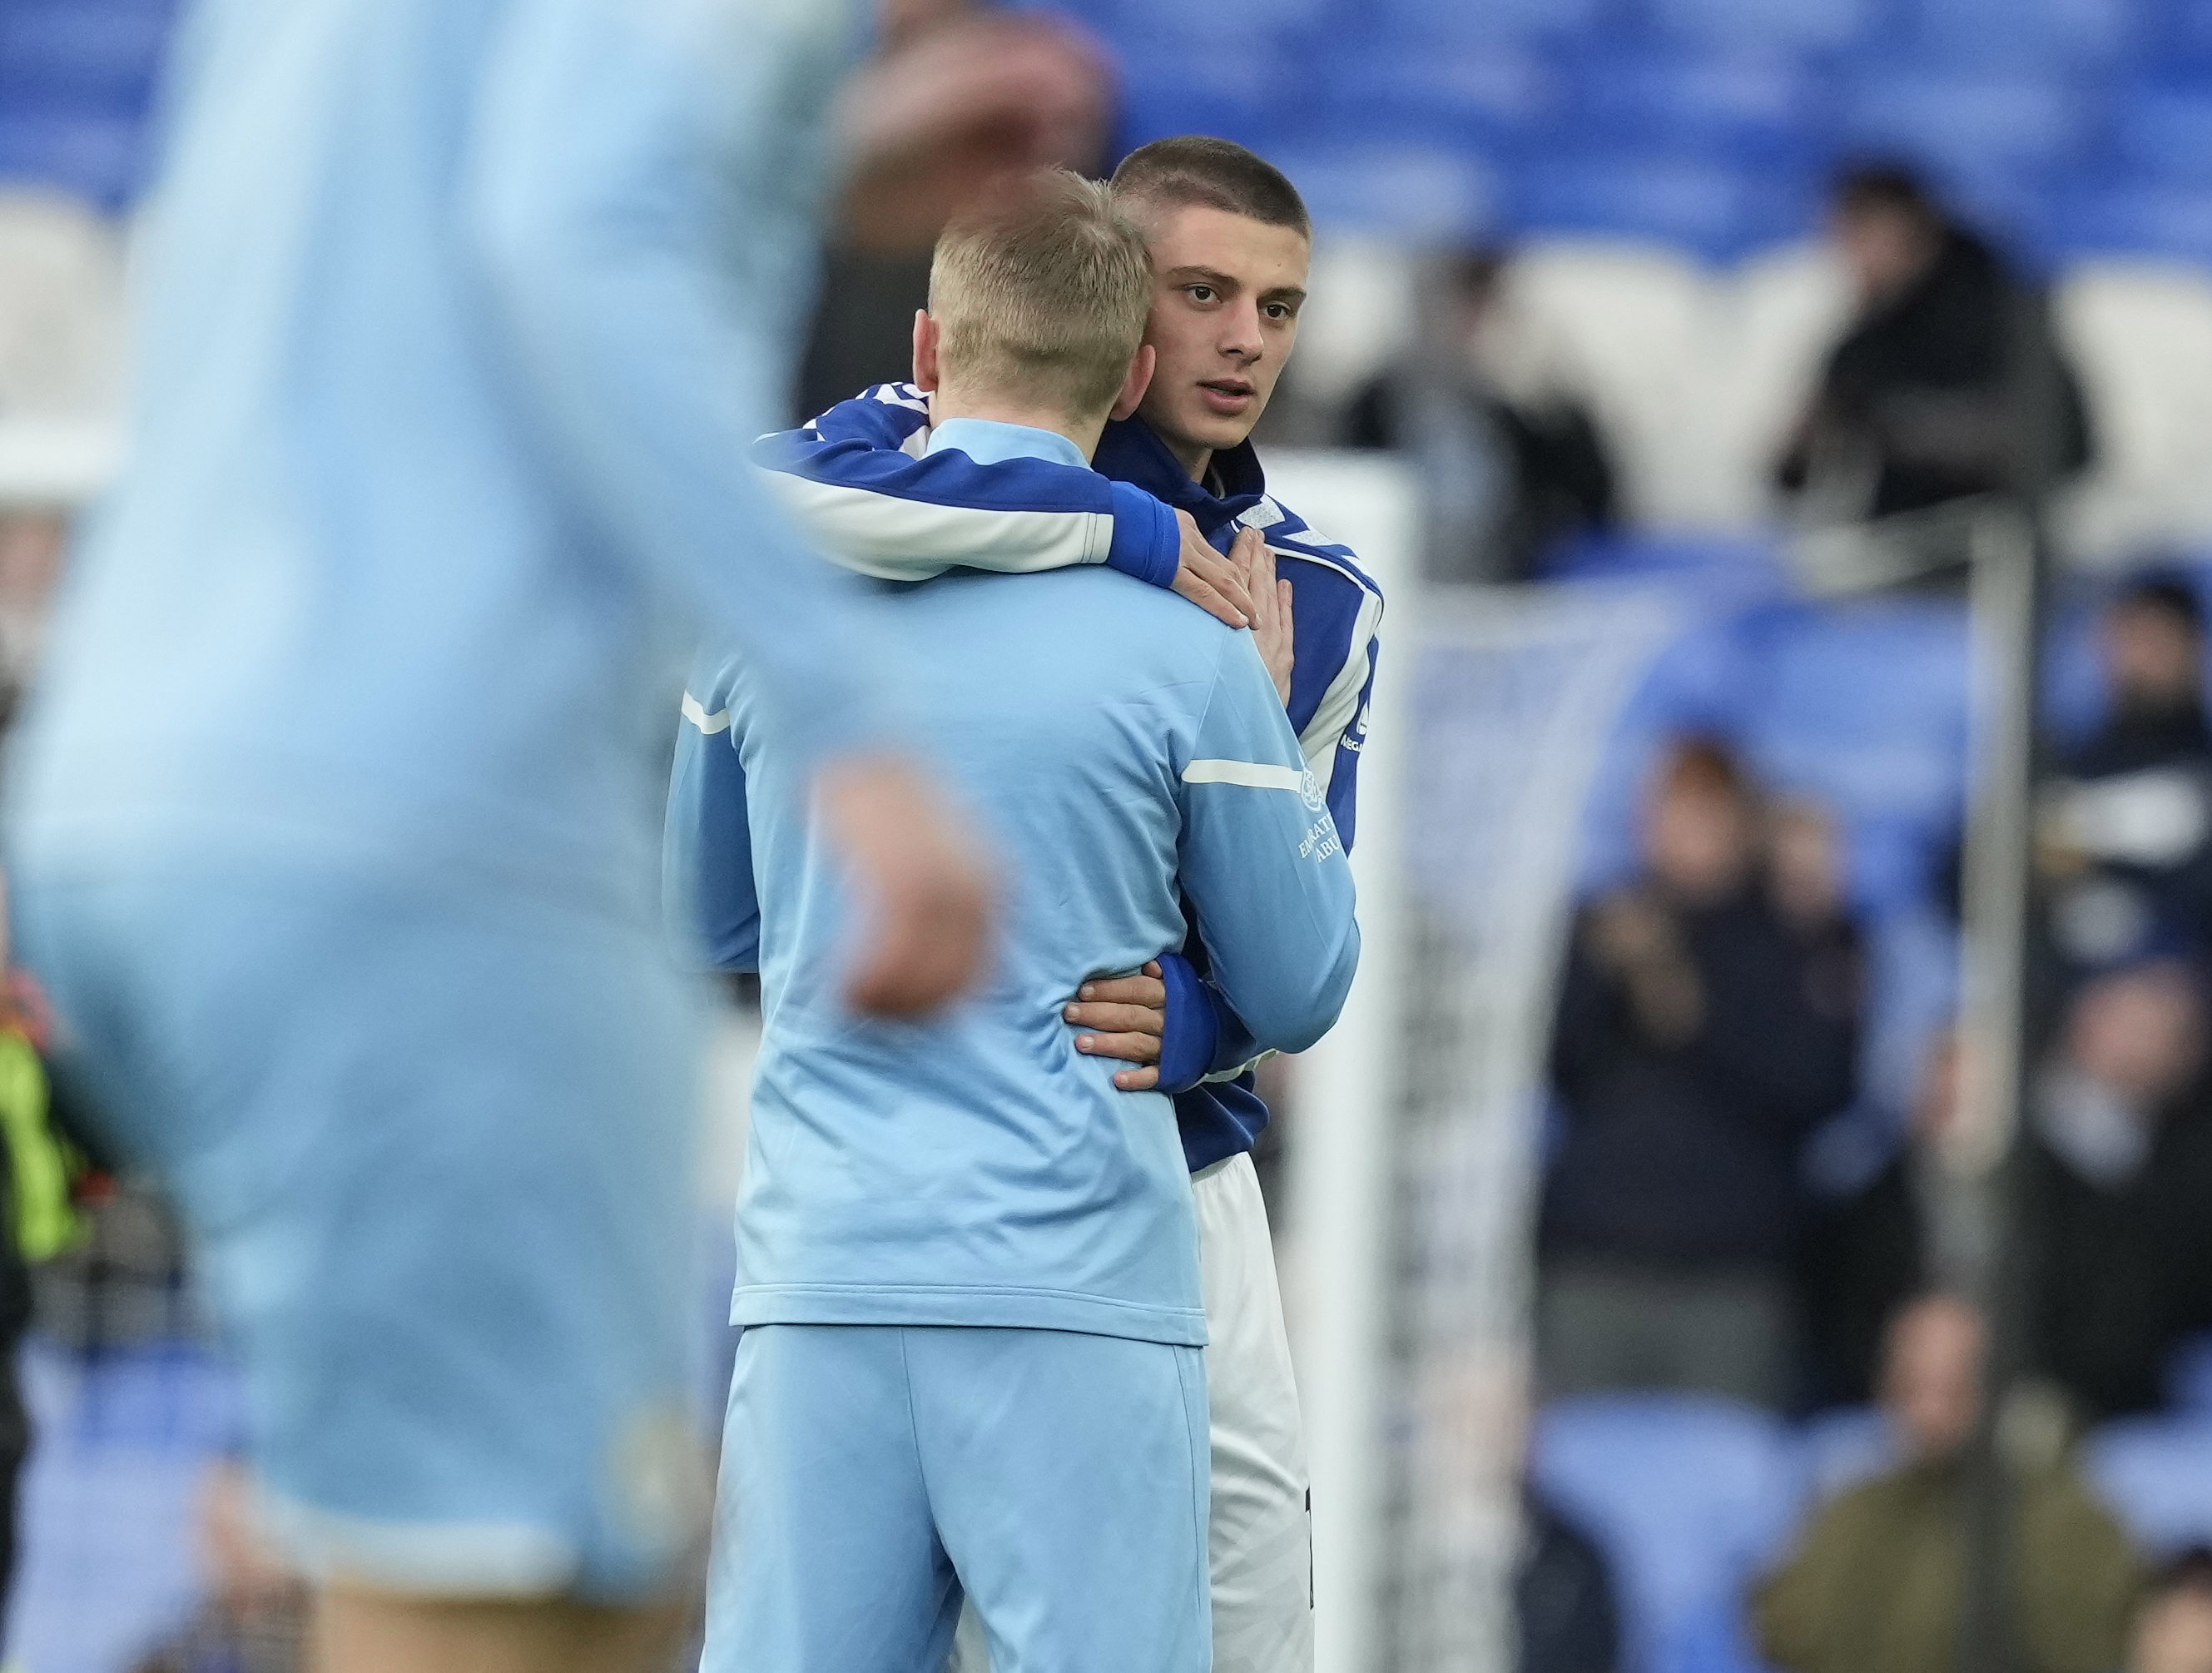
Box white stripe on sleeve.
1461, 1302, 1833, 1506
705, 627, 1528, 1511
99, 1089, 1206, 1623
681, 693, 730, 734
1183, 758, 1304, 792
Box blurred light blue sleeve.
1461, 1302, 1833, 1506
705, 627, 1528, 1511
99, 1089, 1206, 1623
665, 685, 761, 972
1176, 635, 1361, 1055
464, 0, 894, 767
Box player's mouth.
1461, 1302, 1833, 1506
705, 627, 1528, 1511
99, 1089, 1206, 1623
1196, 378, 1256, 417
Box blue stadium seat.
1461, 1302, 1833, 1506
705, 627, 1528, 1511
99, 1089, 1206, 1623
1103, 0, 1337, 48
2044, 179, 2212, 267
1267, 146, 1495, 242
1373, 0, 1605, 43
0, 109, 148, 208
1800, 1405, 1898, 1500
1838, 69, 2090, 180
1112, 50, 1285, 157
1735, 600, 1971, 910
2114, 81, 2212, 187
2085, 1414, 2212, 1556
1317, 43, 1561, 153
1506, 153, 1817, 261
1531, 1395, 1807, 1673
0, 0, 176, 116
1567, 48, 1830, 162
1639, 0, 1881, 52
1902, 0, 2142, 63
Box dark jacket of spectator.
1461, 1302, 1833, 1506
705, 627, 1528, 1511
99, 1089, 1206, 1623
1345, 251, 1615, 583
1517, 1490, 1620, 1673
1778, 167, 2092, 523
1543, 886, 1861, 1268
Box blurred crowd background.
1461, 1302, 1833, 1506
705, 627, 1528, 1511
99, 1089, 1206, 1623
16, 1, 2212, 1671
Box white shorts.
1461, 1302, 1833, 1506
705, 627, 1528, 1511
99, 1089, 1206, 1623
948, 1150, 1312, 1673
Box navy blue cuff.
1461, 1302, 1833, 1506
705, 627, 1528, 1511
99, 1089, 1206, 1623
1156, 952, 1216, 1095
1104, 479, 1179, 589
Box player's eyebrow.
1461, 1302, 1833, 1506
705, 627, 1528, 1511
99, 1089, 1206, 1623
1163, 265, 1241, 293
1259, 284, 1308, 308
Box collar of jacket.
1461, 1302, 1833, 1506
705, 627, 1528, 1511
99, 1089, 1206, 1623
1094, 418, 1269, 547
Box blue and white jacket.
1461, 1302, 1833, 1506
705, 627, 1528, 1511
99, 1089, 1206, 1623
752, 384, 1384, 1173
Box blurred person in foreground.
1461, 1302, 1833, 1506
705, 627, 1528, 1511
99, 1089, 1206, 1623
1540, 740, 1862, 1410
1755, 1294, 2140, 1673
751, 134, 1385, 1673
1342, 247, 1615, 583
2127, 1549, 2212, 1673
1776, 163, 2091, 526
676, 173, 1360, 1673
0, 2, 1111, 1669
2043, 575, 2212, 971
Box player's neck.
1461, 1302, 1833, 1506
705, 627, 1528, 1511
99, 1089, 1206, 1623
928, 387, 1106, 461
1157, 428, 1213, 484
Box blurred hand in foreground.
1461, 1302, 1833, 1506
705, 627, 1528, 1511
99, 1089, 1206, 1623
836, 10, 1113, 253
816, 756, 994, 1016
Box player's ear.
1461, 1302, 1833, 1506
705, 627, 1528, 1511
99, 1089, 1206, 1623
911, 310, 941, 392
1109, 343, 1155, 422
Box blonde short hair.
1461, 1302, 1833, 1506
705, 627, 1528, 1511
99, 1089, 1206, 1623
928, 171, 1153, 421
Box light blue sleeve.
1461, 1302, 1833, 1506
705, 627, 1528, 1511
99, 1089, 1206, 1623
1175, 634, 1361, 1056
462, 0, 893, 767
757, 385, 1181, 585
664, 681, 761, 973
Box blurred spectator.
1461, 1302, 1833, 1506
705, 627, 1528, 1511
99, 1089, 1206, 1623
1342, 250, 1615, 583
2025, 959, 2212, 1419
1516, 1488, 1620, 1673
2044, 576, 2212, 971
1753, 1294, 2141, 1673
1539, 740, 1862, 1411
1806, 962, 2212, 1422
1801, 1030, 1989, 1407
2128, 1548, 2212, 1673
1775, 165, 2091, 525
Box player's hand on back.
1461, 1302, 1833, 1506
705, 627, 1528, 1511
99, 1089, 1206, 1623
1065, 960, 1168, 1091
1170, 510, 1255, 630
1232, 527, 1295, 707
816, 757, 995, 1018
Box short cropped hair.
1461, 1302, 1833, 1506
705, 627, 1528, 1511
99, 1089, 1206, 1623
928, 171, 1153, 421
1109, 136, 1312, 241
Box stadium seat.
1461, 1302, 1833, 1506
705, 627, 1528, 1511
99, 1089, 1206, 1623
1373, 0, 1605, 43
0, 0, 176, 116
2077, 158, 2212, 260
0, 109, 147, 209
1104, 0, 1337, 48
1639, 0, 1878, 52
1838, 69, 2090, 181
2113, 82, 2212, 188
1530, 1394, 1808, 1673
1567, 48, 1831, 163
1317, 43, 1561, 153
1507, 153, 1816, 264
2085, 1414, 2212, 1556
1799, 1405, 1899, 1500
1902, 0, 2142, 63
1265, 146, 1495, 244
1730, 599, 1971, 914
1111, 50, 1285, 158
